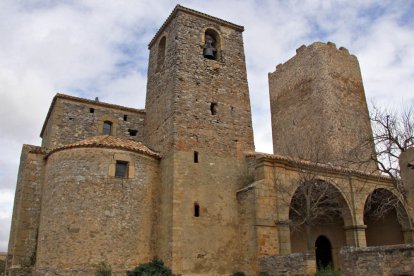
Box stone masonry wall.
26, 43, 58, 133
41, 96, 145, 149
35, 147, 160, 275
163, 151, 252, 275
259, 252, 316, 276
269, 42, 376, 172
340, 245, 414, 276
6, 145, 45, 276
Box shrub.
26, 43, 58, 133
95, 261, 112, 276
315, 266, 341, 276
127, 259, 175, 276
258, 272, 271, 276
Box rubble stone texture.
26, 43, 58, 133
5, 5, 414, 276
269, 42, 377, 171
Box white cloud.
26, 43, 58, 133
0, 0, 413, 253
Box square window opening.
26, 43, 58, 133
128, 129, 138, 136
115, 161, 128, 178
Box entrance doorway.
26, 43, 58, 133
315, 235, 333, 269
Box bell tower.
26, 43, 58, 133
144, 5, 254, 156
143, 5, 254, 274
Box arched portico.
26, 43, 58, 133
364, 187, 413, 246
288, 179, 353, 270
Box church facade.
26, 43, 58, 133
6, 5, 414, 276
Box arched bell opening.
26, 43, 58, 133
203, 29, 220, 60
156, 36, 166, 71
364, 188, 411, 246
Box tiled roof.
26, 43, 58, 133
40, 93, 145, 138
245, 151, 390, 181
47, 135, 160, 159
148, 4, 244, 48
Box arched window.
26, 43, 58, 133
103, 121, 112, 135
203, 29, 220, 60
157, 36, 166, 71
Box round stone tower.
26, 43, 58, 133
36, 136, 160, 274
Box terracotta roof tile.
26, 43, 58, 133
47, 135, 160, 159
245, 151, 389, 181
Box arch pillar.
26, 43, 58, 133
275, 220, 291, 255
344, 225, 367, 247
402, 228, 414, 244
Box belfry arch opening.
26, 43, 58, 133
364, 188, 409, 246
203, 29, 220, 60
315, 235, 333, 269
157, 36, 166, 71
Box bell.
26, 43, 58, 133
203, 47, 216, 59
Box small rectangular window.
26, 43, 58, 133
124, 115, 128, 121
194, 203, 200, 217
90, 108, 95, 113
128, 129, 138, 136
210, 102, 217, 115
103, 121, 112, 135
194, 151, 199, 163
115, 161, 128, 178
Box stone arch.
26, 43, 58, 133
288, 178, 354, 228
156, 36, 166, 71
289, 179, 353, 270
363, 187, 412, 245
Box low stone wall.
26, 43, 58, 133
259, 252, 316, 275
340, 244, 414, 276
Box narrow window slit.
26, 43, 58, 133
210, 102, 217, 115
194, 151, 199, 163
124, 115, 128, 121
194, 203, 200, 217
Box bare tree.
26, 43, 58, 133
356, 103, 414, 228
289, 178, 344, 251
369, 104, 414, 183
273, 147, 346, 252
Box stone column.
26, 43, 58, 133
402, 228, 414, 244
344, 225, 367, 247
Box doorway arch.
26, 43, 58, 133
315, 235, 333, 269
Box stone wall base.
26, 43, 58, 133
259, 252, 316, 275
340, 244, 414, 276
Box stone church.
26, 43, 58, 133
6, 5, 414, 276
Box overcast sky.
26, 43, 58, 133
0, 0, 413, 252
